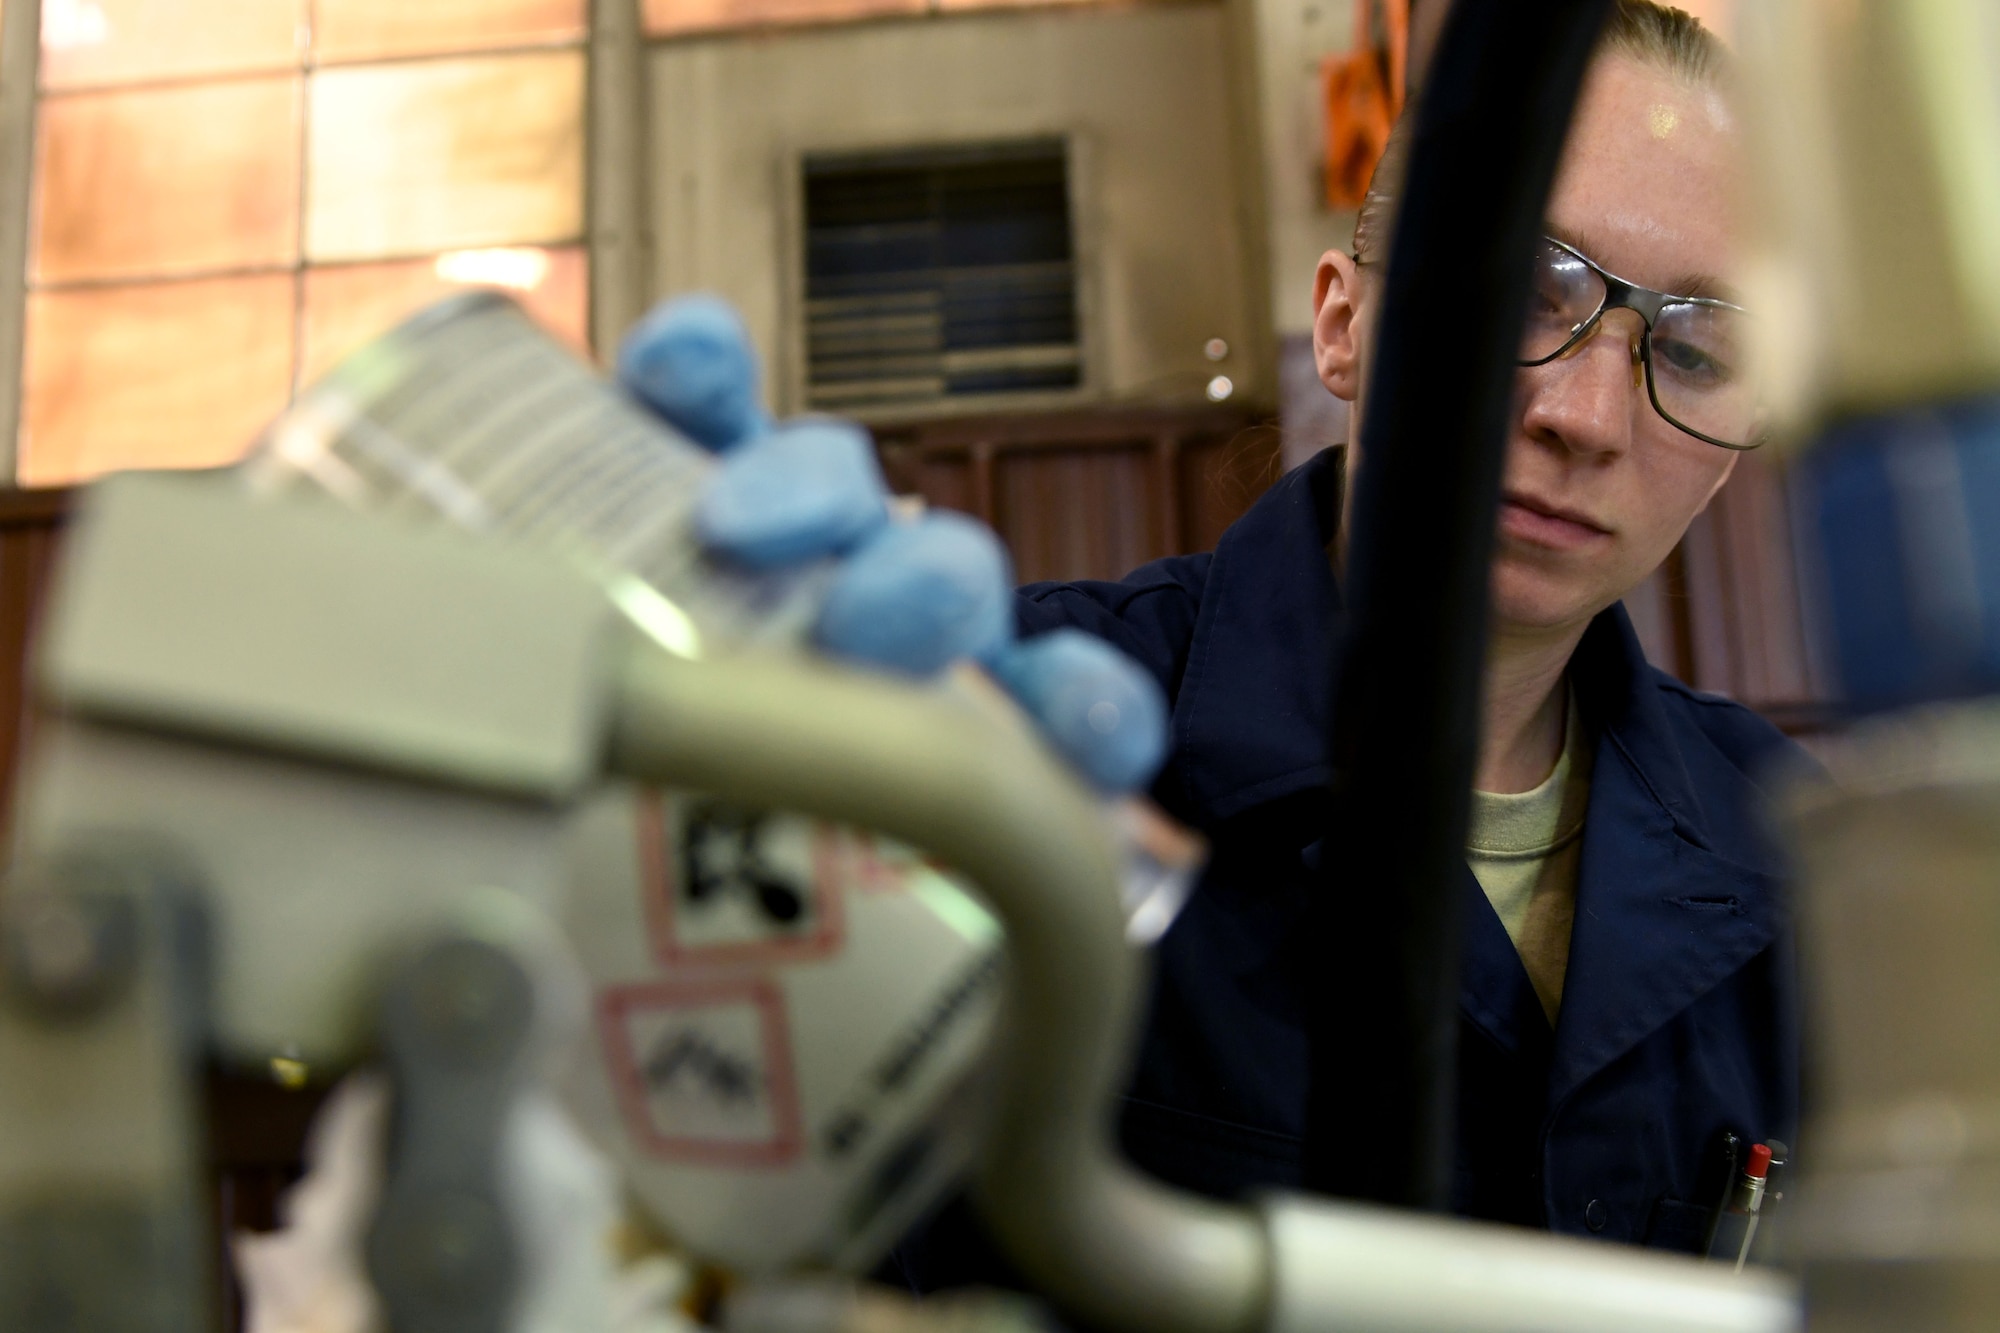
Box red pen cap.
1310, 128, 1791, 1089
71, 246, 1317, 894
1744, 1142, 1773, 1179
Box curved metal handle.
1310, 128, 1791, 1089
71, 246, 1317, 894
603, 640, 1271, 1333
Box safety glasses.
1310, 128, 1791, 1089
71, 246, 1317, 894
1517, 235, 1765, 450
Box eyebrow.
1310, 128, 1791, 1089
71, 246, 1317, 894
1544, 224, 1742, 305
1663, 272, 1742, 305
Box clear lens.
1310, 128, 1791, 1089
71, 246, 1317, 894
1649, 301, 1762, 446
1521, 240, 1604, 363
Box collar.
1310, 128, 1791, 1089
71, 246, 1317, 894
1547, 612, 1789, 1102
1168, 448, 1344, 822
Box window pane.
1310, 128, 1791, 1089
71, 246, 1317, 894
299, 245, 588, 382
932, 0, 1099, 9
313, 0, 585, 64
40, 0, 304, 90
33, 77, 301, 283
305, 51, 584, 263
20, 274, 295, 487
643, 0, 923, 37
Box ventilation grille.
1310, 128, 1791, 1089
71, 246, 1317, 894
802, 142, 1080, 411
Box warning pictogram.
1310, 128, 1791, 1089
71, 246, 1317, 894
637, 793, 846, 966
599, 978, 804, 1167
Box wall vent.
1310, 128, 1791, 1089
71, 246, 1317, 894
802, 141, 1080, 411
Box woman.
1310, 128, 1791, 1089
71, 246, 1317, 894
631, 0, 1794, 1267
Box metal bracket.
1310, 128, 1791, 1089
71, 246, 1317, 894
367, 936, 535, 1333
0, 839, 212, 1333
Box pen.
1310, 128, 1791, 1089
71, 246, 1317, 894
1710, 1141, 1772, 1271
1744, 1139, 1788, 1266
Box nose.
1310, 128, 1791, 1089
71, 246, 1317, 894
1518, 308, 1645, 460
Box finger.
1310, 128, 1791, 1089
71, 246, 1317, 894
616, 295, 772, 453
987, 630, 1167, 793
697, 421, 891, 567
815, 513, 1013, 676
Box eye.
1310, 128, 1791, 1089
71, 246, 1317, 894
1528, 270, 1565, 315
1654, 336, 1729, 383
1652, 306, 1744, 387
1530, 255, 1593, 324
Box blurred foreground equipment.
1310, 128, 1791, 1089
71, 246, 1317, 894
1741, 3, 2000, 1329
0, 448, 1792, 1333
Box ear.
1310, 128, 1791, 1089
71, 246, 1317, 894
1313, 249, 1368, 403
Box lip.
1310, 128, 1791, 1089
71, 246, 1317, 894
1499, 491, 1613, 551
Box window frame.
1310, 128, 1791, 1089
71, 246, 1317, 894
0, 0, 44, 484
0, 0, 648, 489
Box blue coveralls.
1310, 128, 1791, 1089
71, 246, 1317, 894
892, 446, 1800, 1289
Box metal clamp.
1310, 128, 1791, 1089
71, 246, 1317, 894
367, 936, 536, 1333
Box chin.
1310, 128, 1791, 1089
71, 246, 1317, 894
1488, 565, 1608, 636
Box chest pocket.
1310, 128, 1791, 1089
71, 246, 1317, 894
1118, 1096, 1304, 1200
1644, 1197, 1713, 1253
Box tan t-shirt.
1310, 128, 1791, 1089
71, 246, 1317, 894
1466, 696, 1592, 1026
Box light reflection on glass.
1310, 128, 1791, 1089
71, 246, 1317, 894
300, 245, 587, 382
40, 0, 306, 89
434, 246, 552, 291
41, 0, 109, 51
606, 571, 705, 660
304, 50, 586, 262
260, 400, 374, 506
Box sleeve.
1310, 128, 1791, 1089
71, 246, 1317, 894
1014, 552, 1211, 703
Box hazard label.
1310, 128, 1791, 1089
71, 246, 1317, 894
638, 794, 846, 966
599, 979, 804, 1166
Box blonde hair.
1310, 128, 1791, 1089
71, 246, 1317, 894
1351, 0, 1726, 264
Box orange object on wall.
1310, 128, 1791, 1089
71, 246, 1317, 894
1322, 0, 1409, 209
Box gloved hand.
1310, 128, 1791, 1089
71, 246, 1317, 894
615, 295, 1167, 794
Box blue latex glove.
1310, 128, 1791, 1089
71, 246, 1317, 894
617, 295, 1166, 793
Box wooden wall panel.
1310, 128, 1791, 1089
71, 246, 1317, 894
1701, 456, 1831, 704
898, 451, 975, 520
1178, 423, 1286, 557
995, 445, 1155, 584
1673, 453, 1837, 732
0, 491, 67, 834
875, 406, 1279, 585
1619, 560, 1685, 684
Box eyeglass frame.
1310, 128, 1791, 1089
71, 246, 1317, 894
1515, 234, 1765, 451
1350, 235, 1766, 451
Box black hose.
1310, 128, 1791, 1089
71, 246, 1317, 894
1300, 0, 1614, 1209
